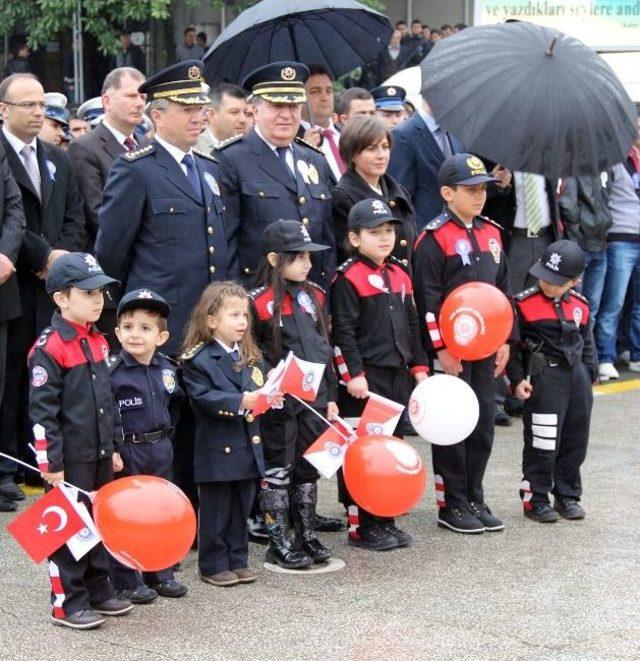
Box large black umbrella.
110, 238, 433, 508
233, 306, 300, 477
203, 0, 392, 86
420, 21, 637, 179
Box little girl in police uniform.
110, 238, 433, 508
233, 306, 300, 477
181, 282, 267, 587
249, 220, 338, 570
330, 199, 429, 551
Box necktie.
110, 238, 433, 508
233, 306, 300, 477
123, 137, 136, 152
181, 154, 203, 202
230, 349, 240, 363
321, 129, 346, 176
433, 125, 452, 158
523, 173, 543, 235
276, 146, 296, 183
21, 145, 41, 198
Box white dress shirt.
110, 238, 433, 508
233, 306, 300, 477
154, 135, 193, 176
2, 126, 39, 172
254, 125, 295, 175
102, 119, 135, 149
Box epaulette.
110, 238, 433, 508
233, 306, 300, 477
124, 144, 155, 161
193, 149, 217, 162
294, 136, 323, 154
569, 288, 588, 304
248, 285, 267, 301
423, 212, 450, 231
334, 257, 354, 274
515, 285, 541, 301
107, 354, 121, 372
388, 255, 408, 272
157, 352, 178, 367
478, 215, 505, 232
34, 326, 54, 348
180, 341, 205, 362
308, 281, 326, 295
214, 135, 243, 150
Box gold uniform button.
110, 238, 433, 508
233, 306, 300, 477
209, 266, 216, 274
298, 196, 306, 204
246, 413, 255, 423
389, 200, 396, 208
302, 217, 309, 226
400, 239, 408, 247
252, 435, 261, 445
209, 246, 215, 254
207, 226, 213, 234
224, 447, 231, 454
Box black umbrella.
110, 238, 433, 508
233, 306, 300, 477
420, 21, 637, 179
203, 0, 392, 86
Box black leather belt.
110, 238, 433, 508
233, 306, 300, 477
511, 226, 553, 238
124, 429, 170, 443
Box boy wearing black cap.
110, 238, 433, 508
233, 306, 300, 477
508, 240, 596, 523
28, 253, 132, 629
413, 153, 511, 534
108, 288, 187, 600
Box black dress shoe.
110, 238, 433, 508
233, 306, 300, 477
524, 502, 559, 523
348, 524, 399, 551
469, 501, 505, 531
437, 505, 485, 534
51, 609, 105, 629
315, 513, 344, 532
380, 520, 413, 546
150, 578, 188, 598
0, 479, 26, 501
0, 494, 17, 512
115, 585, 157, 604
90, 597, 133, 615
554, 496, 585, 520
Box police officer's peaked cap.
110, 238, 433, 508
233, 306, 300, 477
77, 96, 104, 123
117, 288, 170, 318
438, 153, 497, 187
262, 219, 329, 254
348, 198, 401, 230
139, 60, 210, 105
529, 240, 586, 286
242, 61, 309, 104
46, 253, 118, 294
44, 92, 70, 126
371, 85, 406, 111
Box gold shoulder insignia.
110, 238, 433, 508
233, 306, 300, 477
294, 136, 323, 154
180, 341, 205, 361
193, 149, 217, 162
125, 144, 155, 161
515, 285, 540, 301
215, 135, 243, 150
335, 258, 353, 273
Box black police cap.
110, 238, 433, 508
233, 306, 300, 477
262, 219, 329, 254
46, 253, 118, 294
529, 240, 586, 286
371, 85, 406, 111
348, 198, 401, 230
242, 61, 309, 104
117, 288, 171, 319
139, 60, 210, 105
438, 153, 497, 187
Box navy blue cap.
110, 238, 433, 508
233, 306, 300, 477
348, 198, 401, 230
117, 288, 170, 318
46, 253, 118, 294
529, 240, 586, 286
139, 60, 210, 105
438, 153, 497, 187
371, 85, 406, 111
44, 92, 70, 127
262, 220, 329, 254
242, 62, 309, 103
77, 97, 104, 123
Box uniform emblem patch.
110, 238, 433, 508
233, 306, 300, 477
188, 65, 202, 80
488, 238, 501, 264
31, 366, 48, 387
84, 254, 100, 272
252, 366, 264, 387
307, 163, 319, 185
162, 369, 176, 393
573, 307, 583, 327
281, 66, 296, 81
297, 159, 310, 184
367, 273, 387, 292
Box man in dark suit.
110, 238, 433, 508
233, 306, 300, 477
216, 61, 335, 289
388, 97, 464, 230
0, 73, 86, 485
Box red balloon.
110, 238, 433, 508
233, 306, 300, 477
343, 435, 426, 517
439, 282, 513, 360
93, 476, 196, 572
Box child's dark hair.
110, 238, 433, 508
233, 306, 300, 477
117, 308, 168, 332
256, 252, 330, 356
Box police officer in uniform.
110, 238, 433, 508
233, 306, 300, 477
215, 61, 335, 289
371, 85, 407, 131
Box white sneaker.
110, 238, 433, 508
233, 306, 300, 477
618, 350, 631, 363
628, 360, 640, 372
598, 362, 619, 381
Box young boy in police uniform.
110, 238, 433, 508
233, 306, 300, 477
29, 253, 133, 629
413, 154, 511, 534
108, 289, 187, 600
508, 240, 596, 523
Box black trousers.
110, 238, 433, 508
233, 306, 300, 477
432, 356, 496, 508
198, 479, 256, 575
172, 395, 198, 511
337, 365, 410, 529
109, 438, 174, 589
507, 232, 553, 293
48, 460, 114, 618
520, 361, 592, 507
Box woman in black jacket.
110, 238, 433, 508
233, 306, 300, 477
332, 116, 416, 268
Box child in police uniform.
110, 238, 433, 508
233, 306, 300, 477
508, 240, 596, 523
108, 288, 187, 601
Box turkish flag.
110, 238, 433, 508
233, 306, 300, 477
5, 486, 86, 564
303, 418, 357, 479
280, 352, 326, 402
356, 392, 405, 438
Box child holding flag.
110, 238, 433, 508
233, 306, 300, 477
330, 199, 429, 551
181, 282, 268, 587
249, 220, 338, 569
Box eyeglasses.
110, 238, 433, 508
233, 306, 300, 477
3, 101, 47, 110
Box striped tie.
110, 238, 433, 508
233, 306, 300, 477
523, 173, 543, 236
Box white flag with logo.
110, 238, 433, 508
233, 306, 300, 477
60, 485, 102, 561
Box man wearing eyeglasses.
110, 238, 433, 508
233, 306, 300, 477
0, 73, 85, 489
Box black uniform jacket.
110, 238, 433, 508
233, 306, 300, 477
181, 341, 266, 483
330, 253, 428, 381
28, 312, 122, 473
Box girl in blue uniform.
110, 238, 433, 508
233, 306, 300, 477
181, 282, 269, 587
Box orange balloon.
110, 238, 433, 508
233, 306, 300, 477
343, 435, 426, 517
439, 282, 513, 360
93, 476, 196, 572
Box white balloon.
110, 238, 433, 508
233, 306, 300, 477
408, 375, 479, 446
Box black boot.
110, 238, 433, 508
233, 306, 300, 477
292, 483, 332, 563
260, 488, 312, 569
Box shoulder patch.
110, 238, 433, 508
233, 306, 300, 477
479, 215, 504, 232
35, 326, 54, 348
294, 136, 323, 154
388, 255, 408, 271
569, 289, 588, 304
214, 134, 243, 150
308, 281, 326, 295
180, 341, 205, 362
334, 257, 354, 274
124, 144, 155, 161
423, 213, 450, 232
248, 285, 267, 301
515, 285, 541, 301
157, 352, 178, 367
193, 149, 217, 162
107, 355, 121, 372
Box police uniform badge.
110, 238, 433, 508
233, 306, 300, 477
31, 366, 48, 388
188, 65, 202, 80
84, 254, 100, 272
572, 307, 583, 328
281, 66, 297, 81
297, 159, 310, 184
488, 238, 501, 264
162, 369, 176, 393
466, 155, 486, 175
203, 172, 220, 196
307, 163, 319, 185
252, 366, 264, 387
387, 87, 396, 96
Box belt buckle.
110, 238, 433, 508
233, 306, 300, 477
526, 228, 539, 239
